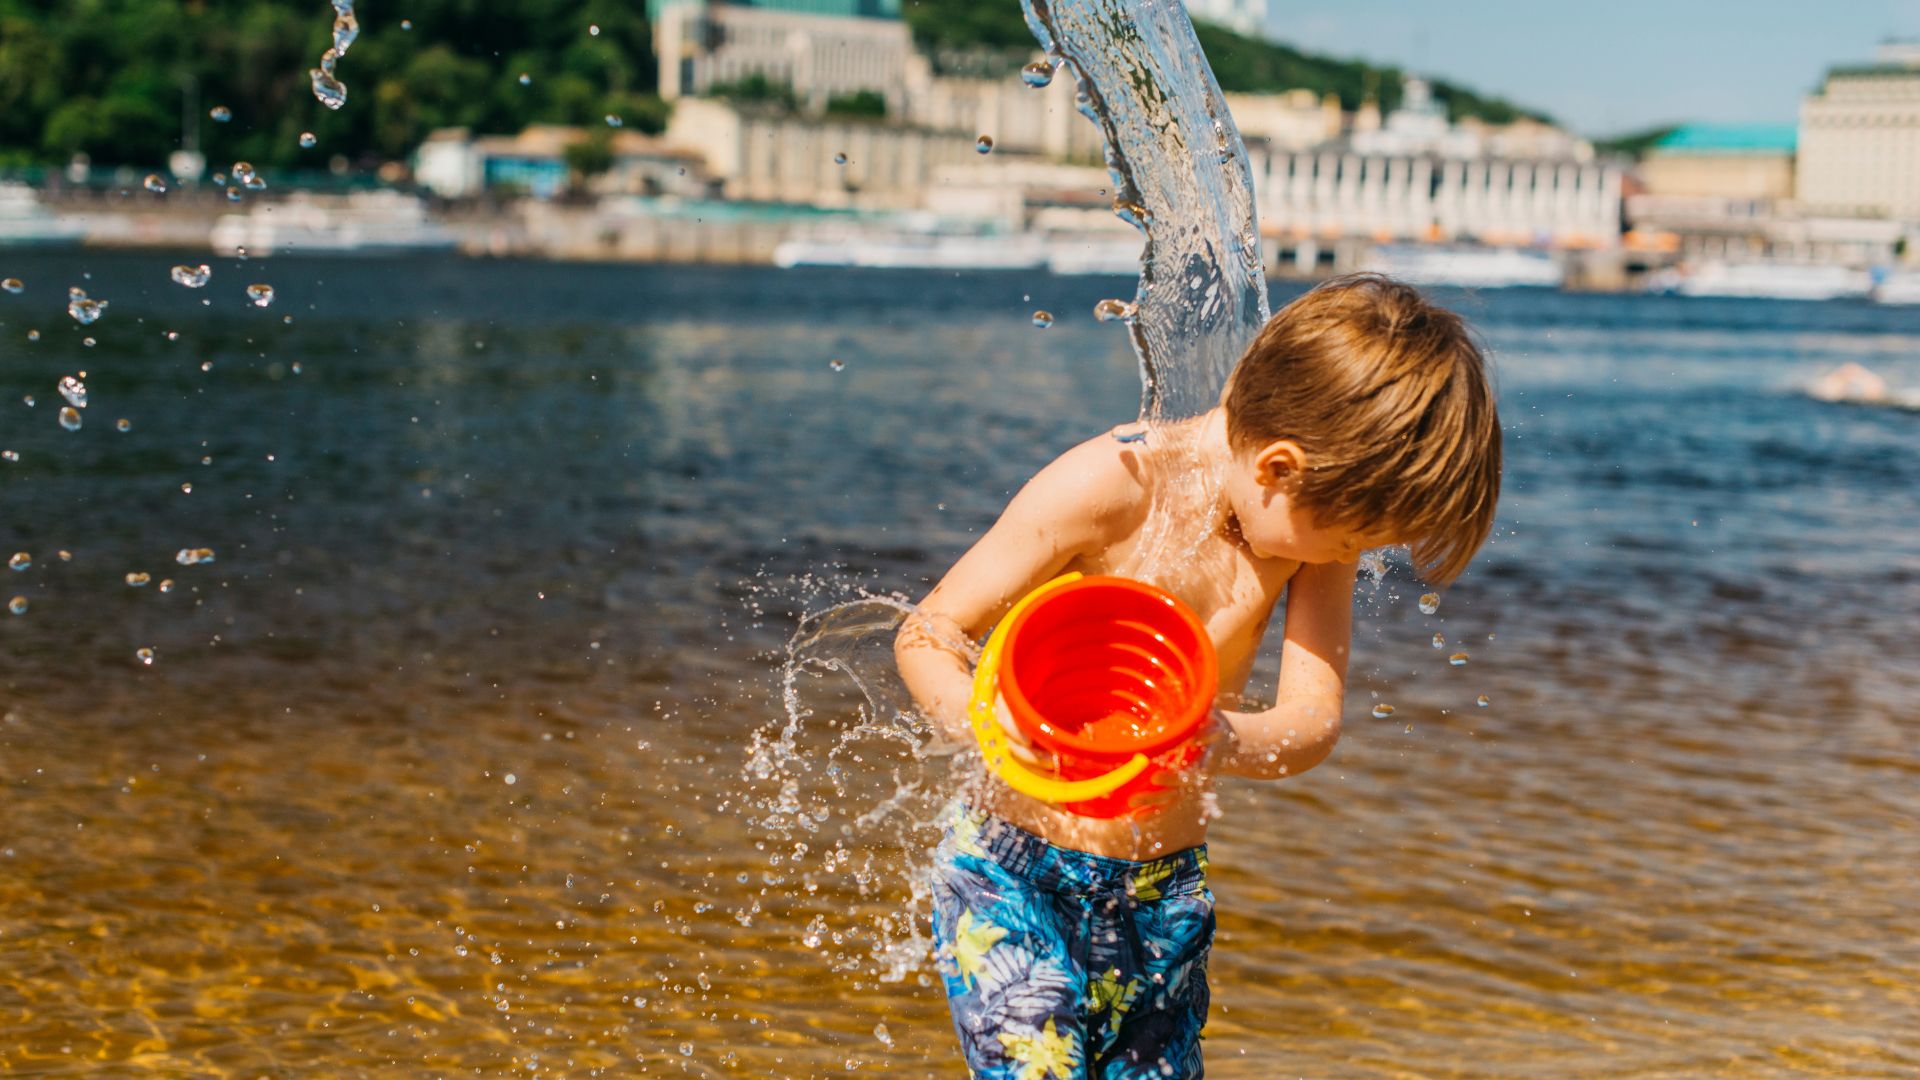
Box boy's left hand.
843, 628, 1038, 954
1125, 707, 1237, 813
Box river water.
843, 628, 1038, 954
1, 252, 1917, 1076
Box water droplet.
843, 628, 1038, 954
1418, 593, 1440, 614
833, 152, 848, 165
1093, 298, 1136, 322
1448, 652, 1469, 667
232, 162, 265, 191
159, 579, 175, 592
291, 362, 302, 374
226, 186, 242, 202
589, 23, 601, 35
1, 450, 17, 462
25, 330, 38, 341
125, 572, 151, 587
143, 173, 168, 194
873, 1022, 892, 1046
7, 597, 25, 616
200, 361, 213, 373
21, 395, 32, 407
974, 134, 994, 154
1107, 421, 1148, 444
180, 483, 192, 494
332, 10, 359, 55
66, 287, 105, 325
400, 18, 411, 30
299, 131, 317, 149
165, 331, 180, 341
7, 552, 29, 571
1430, 632, 1445, 649
679, 1044, 693, 1057
81, 336, 95, 348
1476, 694, 1490, 708
171, 264, 211, 289
504, 773, 517, 785
1, 278, 21, 294
58, 406, 81, 432
310, 68, 347, 110
1030, 310, 1053, 328
246, 284, 275, 308
1020, 61, 1055, 88
518, 73, 532, 86
58, 375, 85, 409
176, 548, 216, 566
136, 647, 155, 666
828, 359, 846, 372
210, 106, 232, 122
1112, 199, 1151, 228
605, 114, 623, 127
1371, 704, 1396, 719
115, 418, 130, 433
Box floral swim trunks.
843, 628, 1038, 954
929, 803, 1216, 1079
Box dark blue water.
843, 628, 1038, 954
1, 252, 1915, 1076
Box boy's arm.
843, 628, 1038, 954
894, 437, 1144, 745
1211, 556, 1356, 780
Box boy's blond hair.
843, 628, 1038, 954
1224, 273, 1502, 583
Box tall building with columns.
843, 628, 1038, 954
1797, 41, 1920, 221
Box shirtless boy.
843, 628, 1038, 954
895, 273, 1503, 1079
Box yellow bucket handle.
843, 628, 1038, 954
968, 572, 1152, 803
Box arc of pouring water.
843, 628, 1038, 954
1023, 0, 1271, 422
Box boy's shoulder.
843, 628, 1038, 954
1036, 429, 1153, 515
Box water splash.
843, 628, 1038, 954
1021, 0, 1269, 590
1022, 0, 1267, 424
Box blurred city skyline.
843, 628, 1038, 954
1265, 0, 1920, 135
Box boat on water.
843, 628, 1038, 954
210, 191, 458, 257
773, 223, 1049, 271
772, 218, 1144, 275
1872, 270, 1920, 305
1044, 236, 1143, 276
0, 183, 85, 248
1667, 261, 1873, 301
1360, 245, 1564, 289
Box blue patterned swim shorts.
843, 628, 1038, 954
929, 803, 1215, 1079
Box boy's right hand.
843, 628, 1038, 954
990, 692, 1058, 773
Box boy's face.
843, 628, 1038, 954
1224, 438, 1398, 565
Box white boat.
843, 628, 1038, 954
1361, 245, 1563, 289
1872, 270, 1920, 305
1674, 261, 1872, 301
1045, 236, 1143, 276
0, 183, 85, 247
210, 190, 458, 256
773, 227, 1048, 270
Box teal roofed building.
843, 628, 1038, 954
647, 0, 901, 21
1653, 124, 1799, 155
1641, 123, 1797, 201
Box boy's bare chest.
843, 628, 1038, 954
1079, 528, 1295, 693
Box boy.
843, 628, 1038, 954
895, 274, 1502, 1078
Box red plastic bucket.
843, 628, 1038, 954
996, 575, 1218, 817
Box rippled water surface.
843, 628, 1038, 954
2, 253, 1918, 1077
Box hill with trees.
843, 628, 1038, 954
0, 0, 1551, 172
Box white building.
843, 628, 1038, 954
655, 3, 915, 116
663, 96, 980, 209
1223, 89, 1342, 150
1797, 41, 1920, 221
1250, 146, 1624, 249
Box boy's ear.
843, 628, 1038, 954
1253, 439, 1308, 487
